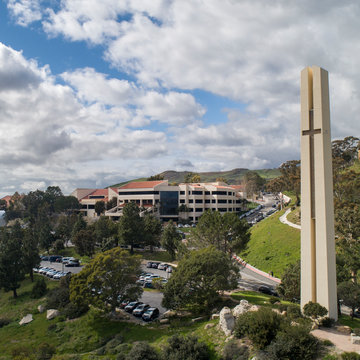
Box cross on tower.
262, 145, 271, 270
302, 109, 321, 219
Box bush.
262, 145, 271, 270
322, 339, 334, 347
35, 343, 56, 360
303, 301, 328, 319
234, 307, 283, 349
61, 302, 88, 319
222, 340, 249, 360
265, 324, 321, 360
0, 317, 11, 328
341, 353, 360, 360
286, 305, 302, 319
162, 335, 210, 360
31, 278, 47, 299
46, 286, 70, 309
269, 297, 279, 304
11, 346, 34, 360
323, 355, 338, 360
124, 342, 159, 360
353, 328, 360, 336
320, 317, 335, 328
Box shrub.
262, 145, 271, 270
234, 307, 283, 349
286, 305, 302, 319
11, 346, 34, 360
46, 286, 70, 309
320, 317, 335, 328
323, 355, 338, 360
303, 301, 328, 319
0, 317, 11, 328
322, 339, 334, 346
222, 340, 249, 360
341, 353, 360, 360
162, 335, 210, 360
35, 342, 56, 360
31, 278, 47, 299
353, 328, 360, 336
47, 323, 57, 332
269, 297, 279, 304
61, 302, 88, 319
124, 342, 159, 360
265, 324, 321, 360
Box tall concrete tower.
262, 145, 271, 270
300, 66, 337, 320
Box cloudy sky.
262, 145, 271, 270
0, 0, 359, 196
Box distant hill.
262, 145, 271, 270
109, 168, 280, 188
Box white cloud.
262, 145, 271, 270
7, 0, 42, 26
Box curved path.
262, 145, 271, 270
279, 208, 301, 229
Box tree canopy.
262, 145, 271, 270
70, 247, 143, 312
162, 246, 239, 310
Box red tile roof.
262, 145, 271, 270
119, 180, 166, 189
1, 195, 12, 206
83, 188, 109, 201
230, 185, 245, 190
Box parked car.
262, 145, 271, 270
258, 285, 279, 297
144, 282, 154, 289
151, 262, 160, 269
49, 255, 62, 262
125, 301, 142, 313
142, 307, 159, 321
157, 263, 167, 270
133, 304, 150, 317
119, 300, 130, 309
65, 259, 80, 267
146, 262, 153, 268
41, 255, 50, 261
166, 266, 173, 273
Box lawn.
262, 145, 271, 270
286, 206, 301, 225
240, 208, 300, 278
230, 290, 294, 308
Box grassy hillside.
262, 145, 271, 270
240, 208, 300, 278
109, 168, 281, 188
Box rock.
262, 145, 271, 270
19, 314, 33, 325
232, 300, 251, 317
249, 305, 259, 312
38, 305, 45, 313
162, 310, 177, 318
204, 323, 215, 330
335, 325, 352, 335
224, 335, 235, 342
211, 313, 220, 320
159, 318, 169, 324
46, 309, 60, 320
351, 334, 360, 344
281, 311, 287, 317
219, 307, 235, 336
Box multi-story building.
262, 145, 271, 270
72, 180, 246, 222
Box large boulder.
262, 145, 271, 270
219, 307, 235, 336
19, 314, 33, 325
162, 310, 177, 318
46, 309, 60, 320
232, 300, 251, 317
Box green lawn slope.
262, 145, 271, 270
240, 208, 300, 278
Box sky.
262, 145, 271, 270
0, 0, 359, 197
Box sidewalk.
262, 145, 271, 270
279, 208, 301, 230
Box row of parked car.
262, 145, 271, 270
41, 255, 80, 267
119, 300, 160, 321
146, 261, 173, 272
34, 266, 72, 280
137, 271, 168, 289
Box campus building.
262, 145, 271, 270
72, 180, 246, 222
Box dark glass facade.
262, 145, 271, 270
160, 191, 179, 216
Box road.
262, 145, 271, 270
238, 265, 279, 292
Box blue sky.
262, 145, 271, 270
0, 0, 359, 196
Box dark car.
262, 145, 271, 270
142, 307, 159, 321
258, 285, 279, 297
146, 262, 153, 268
133, 304, 150, 317
151, 262, 160, 269
65, 260, 80, 267
49, 255, 62, 262
144, 282, 154, 289
124, 301, 142, 313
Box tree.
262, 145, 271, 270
161, 221, 182, 260
73, 229, 96, 257
143, 214, 162, 252
277, 261, 300, 301
118, 202, 144, 253
162, 246, 239, 310
243, 171, 265, 199
71, 214, 87, 242
36, 217, 54, 253
332, 136, 359, 173
70, 248, 143, 312
106, 196, 117, 210
93, 216, 118, 250
191, 210, 250, 256
184, 172, 201, 183
0, 223, 25, 298
146, 174, 164, 181
216, 177, 227, 183
22, 228, 40, 282
303, 301, 328, 319
338, 282, 360, 319
0, 199, 6, 210
94, 200, 105, 216
54, 195, 80, 213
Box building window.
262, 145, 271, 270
89, 195, 105, 199
180, 191, 185, 195
218, 208, 227, 212
192, 191, 203, 195
212, 199, 216, 203
229, 208, 233, 211
228, 200, 232, 203
180, 199, 185, 203
212, 191, 227, 195
189, 208, 194, 212
205, 191, 210, 195
159, 191, 179, 216
88, 205, 95, 209
205, 199, 210, 204
195, 199, 203, 203
218, 199, 227, 204
189, 199, 193, 203
195, 208, 203, 212
81, 204, 87, 209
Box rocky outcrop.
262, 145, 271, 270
219, 307, 235, 336
46, 309, 60, 320
19, 314, 33, 325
